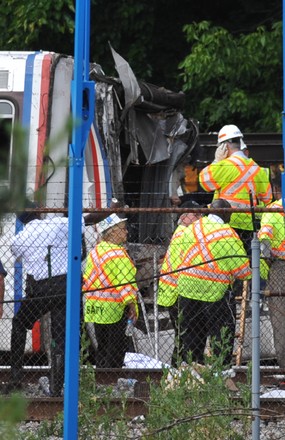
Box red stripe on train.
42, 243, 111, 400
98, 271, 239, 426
33, 53, 53, 352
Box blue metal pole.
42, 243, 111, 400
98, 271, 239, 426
282, 0, 285, 205
63, 1, 94, 439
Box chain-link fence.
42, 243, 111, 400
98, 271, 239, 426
0, 205, 284, 434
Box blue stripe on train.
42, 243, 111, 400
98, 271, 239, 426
14, 52, 37, 314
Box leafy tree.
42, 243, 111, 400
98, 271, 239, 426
179, 20, 282, 133
0, 1, 282, 133
89, 0, 155, 80
0, 0, 74, 54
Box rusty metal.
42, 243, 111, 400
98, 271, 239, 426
263, 290, 285, 297
1, 367, 285, 421
21, 396, 285, 421
26, 397, 63, 421
11, 206, 285, 215
0, 367, 164, 385
23, 398, 285, 422
24, 396, 150, 421
0, 366, 284, 386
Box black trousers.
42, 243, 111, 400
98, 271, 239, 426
11, 274, 66, 380
179, 291, 236, 366
233, 228, 253, 257
168, 300, 184, 367
94, 316, 129, 368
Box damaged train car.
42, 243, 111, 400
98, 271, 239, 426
0, 50, 199, 238
0, 50, 199, 357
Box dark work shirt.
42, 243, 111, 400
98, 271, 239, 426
0, 260, 7, 277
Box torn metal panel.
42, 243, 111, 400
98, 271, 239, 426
110, 44, 142, 119
135, 112, 170, 165
94, 81, 124, 202
126, 108, 139, 166
138, 118, 199, 243
90, 48, 201, 242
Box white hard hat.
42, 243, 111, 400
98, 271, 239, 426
217, 124, 243, 144
96, 213, 127, 234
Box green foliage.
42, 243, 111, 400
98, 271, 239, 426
14, 330, 252, 438
19, 416, 64, 440
0, 394, 27, 440
90, 0, 155, 79
145, 352, 251, 439
0, 0, 74, 53
179, 21, 282, 132
0, 0, 282, 123
0, 123, 29, 219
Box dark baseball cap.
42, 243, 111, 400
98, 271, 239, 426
180, 200, 204, 209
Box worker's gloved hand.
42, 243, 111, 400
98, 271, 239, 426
260, 239, 272, 259
214, 143, 228, 163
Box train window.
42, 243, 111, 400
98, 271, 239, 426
0, 100, 15, 183
0, 71, 9, 89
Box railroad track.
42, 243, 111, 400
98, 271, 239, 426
0, 366, 285, 421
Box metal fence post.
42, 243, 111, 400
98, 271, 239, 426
251, 232, 261, 440
63, 0, 94, 439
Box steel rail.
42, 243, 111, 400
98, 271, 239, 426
1, 367, 285, 421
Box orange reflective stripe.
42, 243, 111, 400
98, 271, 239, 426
181, 219, 241, 279
193, 220, 216, 270
86, 285, 136, 302
93, 247, 122, 289
83, 248, 109, 291
231, 261, 251, 278
83, 246, 129, 292
200, 167, 219, 192
181, 268, 229, 283
163, 229, 184, 271
261, 185, 273, 202
220, 156, 260, 203
99, 249, 126, 264
271, 201, 284, 210
272, 249, 285, 258
160, 273, 178, 287
94, 248, 127, 289
259, 224, 274, 240
86, 292, 122, 302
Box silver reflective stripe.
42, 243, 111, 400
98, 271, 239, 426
272, 249, 285, 258
182, 268, 229, 282
90, 247, 127, 288
182, 220, 240, 278
86, 285, 135, 301
222, 157, 259, 200
92, 247, 125, 264
259, 225, 273, 236
160, 273, 178, 285
232, 264, 251, 277
201, 168, 217, 191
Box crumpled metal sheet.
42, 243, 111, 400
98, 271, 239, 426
135, 112, 170, 164
110, 44, 141, 117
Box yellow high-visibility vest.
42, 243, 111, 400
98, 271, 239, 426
258, 199, 285, 259
82, 241, 138, 324
158, 224, 186, 307
178, 217, 251, 302
199, 154, 272, 230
